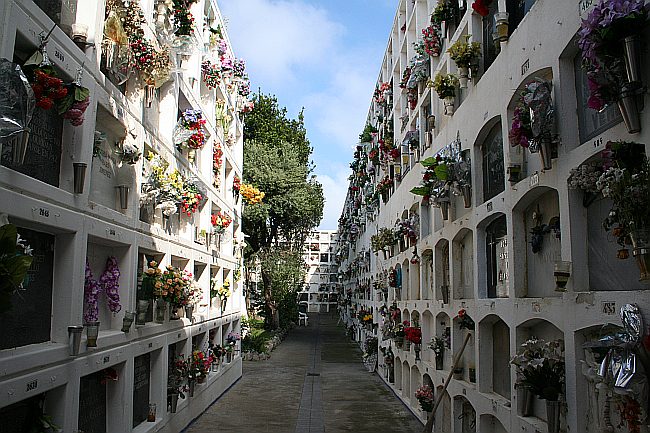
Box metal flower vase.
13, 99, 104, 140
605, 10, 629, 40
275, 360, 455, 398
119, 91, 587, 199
545, 400, 560, 433
155, 299, 166, 323
622, 35, 642, 86
144, 84, 155, 108
73, 162, 87, 194
9, 129, 30, 165
85, 321, 100, 347
537, 138, 552, 170
170, 305, 180, 320
520, 387, 533, 417
462, 184, 472, 208
435, 353, 444, 370
618, 87, 642, 134
117, 185, 129, 209
188, 379, 196, 397
136, 300, 149, 325
458, 67, 469, 89
121, 311, 135, 332
68, 325, 83, 356
630, 229, 650, 281
185, 305, 194, 322
444, 96, 455, 116
414, 344, 421, 361
439, 201, 450, 220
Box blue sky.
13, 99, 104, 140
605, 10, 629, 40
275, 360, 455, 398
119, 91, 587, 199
220, 0, 397, 229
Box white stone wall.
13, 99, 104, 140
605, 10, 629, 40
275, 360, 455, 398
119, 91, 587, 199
0, 1, 245, 431
301, 230, 339, 312
338, 1, 650, 432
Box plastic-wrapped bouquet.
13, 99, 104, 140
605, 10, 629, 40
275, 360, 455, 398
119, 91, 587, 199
211, 211, 232, 233
173, 109, 207, 150
511, 338, 565, 401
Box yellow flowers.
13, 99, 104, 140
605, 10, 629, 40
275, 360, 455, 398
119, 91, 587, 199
239, 183, 265, 205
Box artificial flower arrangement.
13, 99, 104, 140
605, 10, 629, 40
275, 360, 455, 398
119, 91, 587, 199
370, 227, 398, 254
510, 338, 565, 401
399, 66, 412, 89
415, 385, 434, 412
232, 58, 246, 78
189, 349, 213, 380
567, 162, 603, 207
213, 142, 223, 187
471, 0, 493, 17
410, 154, 455, 203
376, 175, 393, 199
0, 218, 33, 313
359, 123, 378, 143
185, 279, 203, 306
211, 211, 233, 233
421, 25, 442, 57
428, 336, 445, 356
173, 109, 207, 151
84, 257, 122, 324
168, 355, 189, 399
431, 0, 457, 25
233, 174, 241, 193
115, 137, 142, 165
239, 183, 265, 204
238, 79, 251, 97
368, 147, 380, 166
447, 36, 481, 69
455, 308, 475, 330
201, 60, 221, 89
140, 152, 183, 213
154, 265, 191, 307
358, 308, 373, 326
180, 179, 203, 216
577, 0, 648, 112
509, 79, 554, 150
430, 72, 459, 99
141, 260, 163, 300
396, 217, 419, 243
595, 141, 650, 266
211, 279, 231, 309
404, 325, 422, 345
172, 0, 198, 36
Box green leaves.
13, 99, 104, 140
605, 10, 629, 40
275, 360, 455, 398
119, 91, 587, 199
0, 224, 33, 312
410, 186, 430, 196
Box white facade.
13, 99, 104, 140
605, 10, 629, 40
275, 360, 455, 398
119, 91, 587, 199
0, 1, 245, 432
336, 1, 650, 433
300, 230, 339, 313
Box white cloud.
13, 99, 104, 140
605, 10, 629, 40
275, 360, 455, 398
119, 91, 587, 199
315, 163, 350, 230
221, 0, 344, 86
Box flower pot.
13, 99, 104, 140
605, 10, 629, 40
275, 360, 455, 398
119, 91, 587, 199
444, 96, 455, 116
68, 325, 83, 356
622, 35, 642, 86
546, 400, 561, 433
414, 344, 421, 361
197, 375, 207, 384
169, 393, 179, 413
85, 321, 100, 347
494, 12, 509, 42
170, 306, 180, 320
553, 261, 571, 291
537, 138, 552, 170
144, 84, 155, 108
121, 311, 135, 332
439, 201, 450, 220
458, 67, 469, 89
630, 229, 650, 281
147, 403, 156, 422
136, 300, 149, 325
9, 129, 30, 165
73, 162, 87, 194
520, 387, 533, 416
117, 185, 129, 209
435, 353, 444, 370
188, 379, 195, 397
462, 184, 472, 208
155, 299, 166, 323
185, 305, 194, 321
617, 89, 642, 134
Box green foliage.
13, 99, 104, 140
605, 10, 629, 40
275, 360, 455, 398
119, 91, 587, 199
431, 73, 459, 99
242, 328, 271, 353
0, 224, 33, 313
242, 93, 324, 328
447, 36, 481, 69
359, 123, 378, 143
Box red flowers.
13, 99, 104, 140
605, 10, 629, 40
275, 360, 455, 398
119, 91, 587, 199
404, 326, 422, 344
31, 68, 67, 111
471, 0, 492, 16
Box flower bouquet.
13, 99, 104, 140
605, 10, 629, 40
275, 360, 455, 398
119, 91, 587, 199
471, 0, 493, 17
431, 0, 457, 25
421, 25, 442, 57
415, 385, 434, 413
185, 279, 202, 306
510, 338, 565, 401
233, 174, 241, 193
448, 36, 480, 88
567, 163, 603, 207
173, 109, 207, 151
168, 355, 189, 402
431, 72, 459, 115
0, 218, 33, 313
189, 349, 212, 382
240, 183, 265, 204
180, 180, 203, 216
455, 309, 475, 330
156, 265, 191, 307
201, 60, 221, 89
211, 211, 232, 234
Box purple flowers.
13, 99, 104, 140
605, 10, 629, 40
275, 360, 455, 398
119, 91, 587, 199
99, 257, 121, 314
84, 260, 100, 324
233, 58, 246, 78
509, 106, 532, 148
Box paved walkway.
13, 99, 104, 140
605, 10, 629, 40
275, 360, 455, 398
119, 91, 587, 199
185, 313, 422, 433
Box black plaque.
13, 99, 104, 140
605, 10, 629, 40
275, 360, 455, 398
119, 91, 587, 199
0, 227, 54, 350
1, 107, 63, 187
132, 353, 151, 428
0, 394, 47, 433
78, 371, 107, 433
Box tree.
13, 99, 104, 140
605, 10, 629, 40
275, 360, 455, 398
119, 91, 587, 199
242, 93, 324, 329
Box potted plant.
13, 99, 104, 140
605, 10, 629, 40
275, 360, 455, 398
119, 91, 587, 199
447, 36, 481, 88
431, 0, 458, 30
578, 0, 648, 133
511, 338, 565, 433
168, 355, 188, 412
415, 385, 434, 417
430, 73, 459, 115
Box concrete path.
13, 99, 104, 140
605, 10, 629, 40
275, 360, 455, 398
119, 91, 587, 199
184, 313, 423, 433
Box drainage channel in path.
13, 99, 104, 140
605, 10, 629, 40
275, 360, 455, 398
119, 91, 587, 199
294, 313, 324, 433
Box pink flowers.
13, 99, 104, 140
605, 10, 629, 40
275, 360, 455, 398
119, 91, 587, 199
84, 260, 100, 324
84, 256, 122, 323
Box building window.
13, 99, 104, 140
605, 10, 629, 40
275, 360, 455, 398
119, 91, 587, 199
482, 1, 499, 71
485, 215, 508, 298
481, 123, 505, 202
507, 0, 536, 35
574, 54, 621, 143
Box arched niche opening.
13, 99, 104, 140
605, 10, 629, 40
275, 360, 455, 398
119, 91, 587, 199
452, 228, 474, 300
394, 263, 403, 301
478, 315, 511, 400
453, 395, 477, 433
473, 116, 505, 204
435, 239, 451, 304
422, 311, 434, 363
395, 356, 403, 390
411, 310, 421, 328
399, 211, 409, 253
512, 187, 562, 298
402, 258, 410, 301
434, 387, 452, 433
422, 249, 434, 300
515, 319, 564, 422
436, 312, 452, 371
478, 414, 508, 433
410, 364, 422, 409
402, 360, 411, 398
453, 315, 476, 383
506, 67, 555, 177
402, 308, 411, 326
420, 200, 431, 239
409, 254, 421, 300
477, 213, 509, 299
